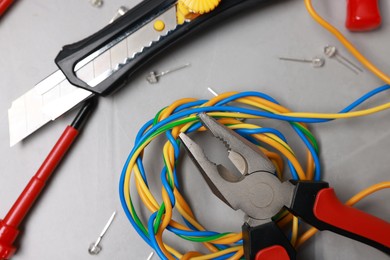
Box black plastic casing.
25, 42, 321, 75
243, 221, 296, 260
55, 0, 276, 95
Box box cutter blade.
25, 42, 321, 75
8, 0, 275, 146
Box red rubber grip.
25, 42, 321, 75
314, 188, 390, 249
346, 0, 381, 31
255, 245, 290, 260
0, 126, 79, 260
0, 0, 14, 16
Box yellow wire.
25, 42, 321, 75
304, 0, 390, 84
227, 247, 244, 260
291, 216, 299, 246
282, 103, 390, 119
191, 246, 243, 260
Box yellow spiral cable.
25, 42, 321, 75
304, 0, 390, 84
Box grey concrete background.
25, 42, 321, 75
0, 0, 389, 259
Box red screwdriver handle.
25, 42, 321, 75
346, 0, 381, 31
0, 97, 96, 260
314, 188, 390, 253
0, 126, 79, 259
0, 0, 14, 16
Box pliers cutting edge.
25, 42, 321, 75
179, 113, 390, 260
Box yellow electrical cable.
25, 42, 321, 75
191, 246, 243, 260
160, 188, 174, 231
291, 216, 299, 246
278, 212, 294, 228
163, 143, 174, 177
282, 102, 390, 119
306, 151, 315, 180
134, 166, 159, 210
304, 0, 390, 84
227, 247, 244, 260
155, 229, 177, 260
182, 252, 204, 259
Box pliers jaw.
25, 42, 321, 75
179, 113, 295, 224
197, 113, 276, 176
179, 132, 236, 208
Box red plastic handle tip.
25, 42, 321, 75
0, 220, 18, 260
255, 245, 290, 260
0, 0, 14, 17
346, 0, 381, 31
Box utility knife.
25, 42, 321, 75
8, 0, 273, 146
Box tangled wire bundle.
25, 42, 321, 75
119, 88, 390, 259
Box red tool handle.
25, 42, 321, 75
0, 126, 79, 260
0, 0, 14, 16
346, 0, 381, 31
314, 188, 390, 252
0, 97, 96, 260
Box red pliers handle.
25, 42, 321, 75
0, 0, 14, 16
253, 181, 390, 260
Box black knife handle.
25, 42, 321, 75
55, 0, 275, 95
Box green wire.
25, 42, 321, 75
129, 197, 149, 236
177, 232, 234, 243
153, 107, 166, 126
154, 203, 166, 234
292, 122, 319, 153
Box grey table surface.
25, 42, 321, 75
0, 0, 389, 259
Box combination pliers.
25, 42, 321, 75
179, 113, 390, 260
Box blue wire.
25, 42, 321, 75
165, 131, 181, 188
213, 252, 236, 260
182, 218, 198, 230
187, 121, 203, 133
160, 167, 176, 206
119, 163, 152, 247
166, 131, 181, 159
174, 99, 208, 113
342, 84, 390, 113
136, 158, 149, 187
148, 212, 169, 260
135, 118, 154, 143
291, 124, 321, 180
